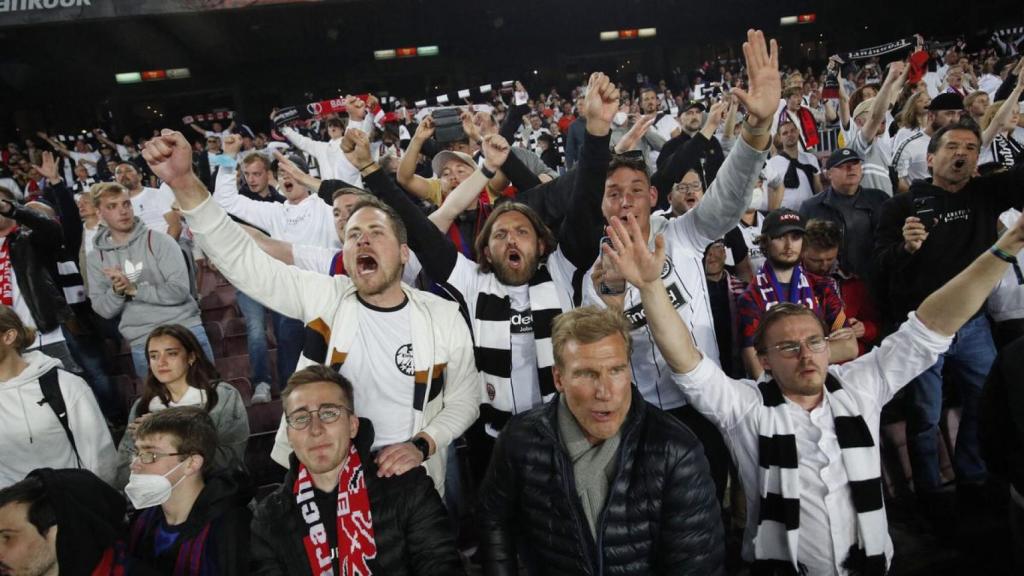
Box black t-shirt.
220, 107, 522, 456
313, 487, 339, 575
706, 275, 736, 377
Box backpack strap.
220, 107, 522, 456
36, 367, 82, 468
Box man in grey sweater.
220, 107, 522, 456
86, 182, 210, 378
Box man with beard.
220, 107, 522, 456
352, 72, 620, 479
142, 128, 481, 495
114, 162, 181, 238
614, 169, 1024, 576
737, 209, 857, 379
656, 100, 727, 182
637, 86, 677, 166
875, 119, 1024, 525
891, 92, 963, 193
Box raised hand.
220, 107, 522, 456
602, 213, 666, 288
345, 96, 368, 121
481, 134, 510, 172
614, 113, 656, 154
461, 110, 482, 144
142, 129, 195, 189
222, 134, 243, 157
34, 151, 61, 182
341, 128, 373, 168
704, 100, 729, 130
413, 116, 436, 142
902, 216, 929, 254
731, 29, 781, 125
582, 72, 621, 136
272, 151, 305, 180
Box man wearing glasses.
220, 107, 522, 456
736, 208, 858, 379
251, 365, 464, 575
124, 407, 252, 574
602, 207, 1024, 575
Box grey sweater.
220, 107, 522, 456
86, 219, 202, 346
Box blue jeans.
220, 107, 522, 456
131, 324, 215, 380
236, 291, 272, 385
906, 314, 995, 492
63, 326, 121, 422
273, 314, 304, 388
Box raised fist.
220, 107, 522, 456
142, 129, 195, 188
222, 134, 243, 157
481, 134, 510, 172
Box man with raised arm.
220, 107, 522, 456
602, 190, 1024, 575
141, 125, 480, 495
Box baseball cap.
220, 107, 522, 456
682, 101, 706, 113
852, 97, 875, 119
431, 150, 476, 177
926, 92, 963, 111
825, 148, 862, 170
762, 208, 805, 238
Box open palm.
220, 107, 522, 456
603, 214, 666, 287
732, 29, 781, 123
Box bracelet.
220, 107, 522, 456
357, 162, 376, 172
742, 116, 770, 136
990, 245, 1018, 264
480, 164, 496, 179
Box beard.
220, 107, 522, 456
768, 251, 799, 271
351, 262, 403, 297
491, 252, 540, 286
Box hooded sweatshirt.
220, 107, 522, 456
0, 351, 118, 487
86, 218, 202, 346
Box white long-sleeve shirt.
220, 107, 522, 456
672, 313, 952, 574
281, 115, 374, 186
211, 165, 339, 249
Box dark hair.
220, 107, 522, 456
347, 196, 408, 244
325, 117, 345, 129
803, 219, 841, 250
0, 476, 55, 536
135, 406, 218, 476
473, 202, 557, 274
753, 302, 828, 354
283, 365, 354, 410
606, 154, 651, 185
0, 305, 37, 353
331, 187, 371, 203
927, 120, 982, 154
137, 325, 220, 417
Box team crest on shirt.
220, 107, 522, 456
394, 343, 414, 376
486, 382, 496, 401
660, 259, 672, 279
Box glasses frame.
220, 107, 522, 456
672, 182, 704, 194
129, 450, 185, 465
285, 404, 352, 430
766, 335, 830, 358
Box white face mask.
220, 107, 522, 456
125, 458, 189, 509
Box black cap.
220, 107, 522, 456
683, 101, 706, 113
763, 208, 805, 238
825, 148, 862, 170
926, 92, 964, 111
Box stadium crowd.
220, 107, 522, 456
1, 22, 1024, 576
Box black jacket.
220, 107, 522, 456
249, 420, 465, 576
127, 469, 254, 574
480, 388, 725, 576
3, 200, 72, 332
874, 164, 1024, 323
799, 185, 888, 282
982, 334, 1024, 497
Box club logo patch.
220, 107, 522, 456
394, 343, 414, 376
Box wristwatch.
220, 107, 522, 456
411, 437, 430, 461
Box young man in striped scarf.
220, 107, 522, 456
602, 197, 1024, 575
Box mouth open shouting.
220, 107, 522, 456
356, 253, 379, 276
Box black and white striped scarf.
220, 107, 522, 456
990, 134, 1024, 169
473, 263, 562, 413
753, 374, 888, 576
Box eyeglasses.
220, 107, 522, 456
765, 335, 829, 358
672, 183, 703, 194
285, 404, 351, 430
129, 449, 185, 465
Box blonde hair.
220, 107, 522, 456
88, 182, 128, 208
980, 100, 1015, 132
551, 306, 632, 369
0, 306, 36, 353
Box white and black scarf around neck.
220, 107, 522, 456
474, 262, 563, 413
752, 374, 888, 576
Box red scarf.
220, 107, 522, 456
0, 231, 16, 306
294, 444, 377, 576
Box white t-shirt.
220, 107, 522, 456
764, 152, 820, 211
130, 186, 176, 234
978, 73, 1003, 97
989, 209, 1024, 322
83, 225, 100, 257
507, 284, 541, 414
737, 214, 765, 273
341, 299, 415, 449
68, 151, 101, 176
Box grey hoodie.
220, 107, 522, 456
86, 218, 201, 346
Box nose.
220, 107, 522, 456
308, 413, 325, 436
594, 374, 613, 401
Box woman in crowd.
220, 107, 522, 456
115, 324, 249, 488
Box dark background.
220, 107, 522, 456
0, 0, 1020, 140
